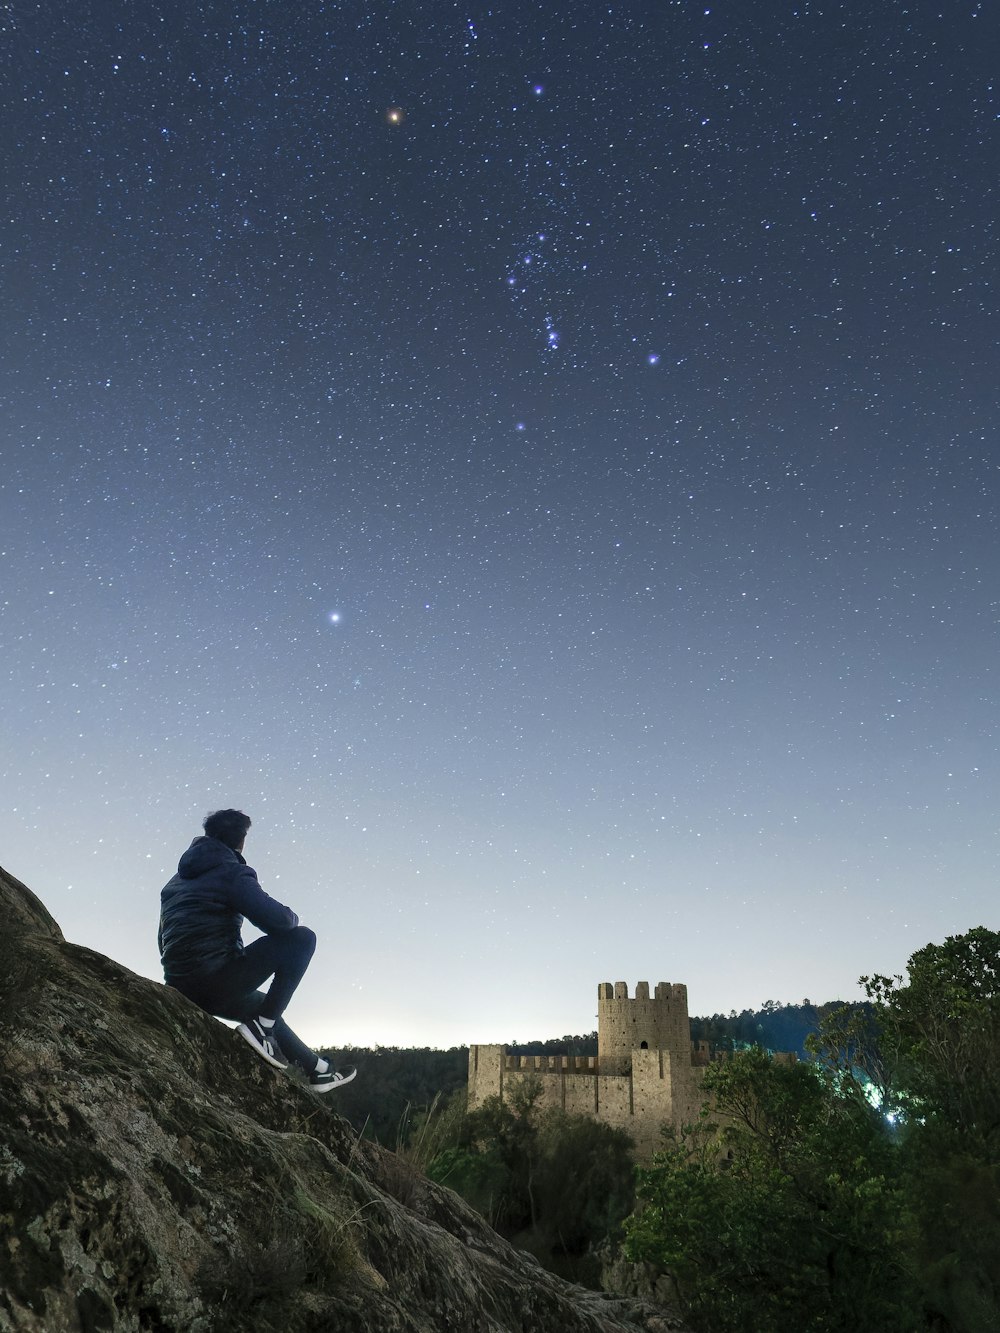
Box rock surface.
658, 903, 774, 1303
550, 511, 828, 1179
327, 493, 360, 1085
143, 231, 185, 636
0, 863, 688, 1332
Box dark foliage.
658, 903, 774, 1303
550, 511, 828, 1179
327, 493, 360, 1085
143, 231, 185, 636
629, 927, 1000, 1333
316, 1044, 469, 1144
427, 1078, 636, 1286
626, 1049, 920, 1332
690, 999, 868, 1059
509, 1032, 598, 1057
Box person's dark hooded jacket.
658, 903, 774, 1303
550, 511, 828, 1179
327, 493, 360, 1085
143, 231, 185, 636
158, 836, 298, 983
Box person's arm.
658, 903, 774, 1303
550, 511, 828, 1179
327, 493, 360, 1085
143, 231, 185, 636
229, 865, 300, 933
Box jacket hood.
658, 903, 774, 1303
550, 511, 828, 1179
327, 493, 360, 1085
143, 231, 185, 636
177, 836, 244, 880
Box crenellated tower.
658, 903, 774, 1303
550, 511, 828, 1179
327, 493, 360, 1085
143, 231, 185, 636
597, 980, 691, 1075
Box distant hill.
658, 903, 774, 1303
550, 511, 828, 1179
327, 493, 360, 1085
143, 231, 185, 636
508, 1033, 599, 1057
318, 1044, 469, 1145
689, 1000, 866, 1059
506, 1001, 866, 1063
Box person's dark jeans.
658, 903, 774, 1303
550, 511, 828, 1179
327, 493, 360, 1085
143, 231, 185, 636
173, 927, 318, 1071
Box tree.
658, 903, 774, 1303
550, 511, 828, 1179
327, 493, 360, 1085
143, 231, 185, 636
425, 1078, 635, 1285
661, 933, 1000, 1333
877, 927, 1000, 1145
532, 1110, 635, 1256
865, 929, 1000, 1332
624, 1048, 920, 1333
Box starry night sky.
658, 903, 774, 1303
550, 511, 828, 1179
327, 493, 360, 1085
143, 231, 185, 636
3, 1, 998, 1048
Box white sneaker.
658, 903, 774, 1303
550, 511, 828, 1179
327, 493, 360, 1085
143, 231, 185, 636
309, 1064, 357, 1093
236, 1017, 287, 1069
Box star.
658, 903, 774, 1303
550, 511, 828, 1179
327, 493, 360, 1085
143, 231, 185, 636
385, 107, 405, 126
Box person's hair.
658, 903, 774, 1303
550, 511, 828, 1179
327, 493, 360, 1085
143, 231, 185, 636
203, 809, 252, 850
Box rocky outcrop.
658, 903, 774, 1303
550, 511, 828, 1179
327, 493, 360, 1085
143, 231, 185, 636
0, 864, 687, 1332
597, 1245, 680, 1310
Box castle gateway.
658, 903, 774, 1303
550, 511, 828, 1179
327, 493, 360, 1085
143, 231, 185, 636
468, 981, 712, 1162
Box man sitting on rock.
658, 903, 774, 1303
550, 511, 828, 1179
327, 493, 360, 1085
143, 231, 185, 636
158, 808, 356, 1093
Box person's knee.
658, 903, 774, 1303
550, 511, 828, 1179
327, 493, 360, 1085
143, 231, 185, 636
292, 925, 317, 958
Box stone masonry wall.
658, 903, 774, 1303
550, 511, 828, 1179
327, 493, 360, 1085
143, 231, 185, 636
598, 981, 692, 1076
467, 981, 709, 1163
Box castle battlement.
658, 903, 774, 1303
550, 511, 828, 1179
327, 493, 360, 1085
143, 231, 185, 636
598, 981, 688, 1003
504, 1053, 598, 1073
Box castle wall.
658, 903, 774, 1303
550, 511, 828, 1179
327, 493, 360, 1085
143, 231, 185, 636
630, 1047, 708, 1158
562, 1074, 599, 1117
467, 1043, 504, 1109
597, 1072, 633, 1123
666, 1051, 711, 1132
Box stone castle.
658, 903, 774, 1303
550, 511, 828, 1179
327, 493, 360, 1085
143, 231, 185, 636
468, 981, 712, 1162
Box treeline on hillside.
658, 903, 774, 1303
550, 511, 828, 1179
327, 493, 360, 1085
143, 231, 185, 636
509, 1006, 870, 1063
316, 1045, 468, 1145
320, 1005, 864, 1145
506, 1006, 870, 1063
690, 999, 868, 1059
508, 1033, 597, 1056
500, 1003, 869, 1065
